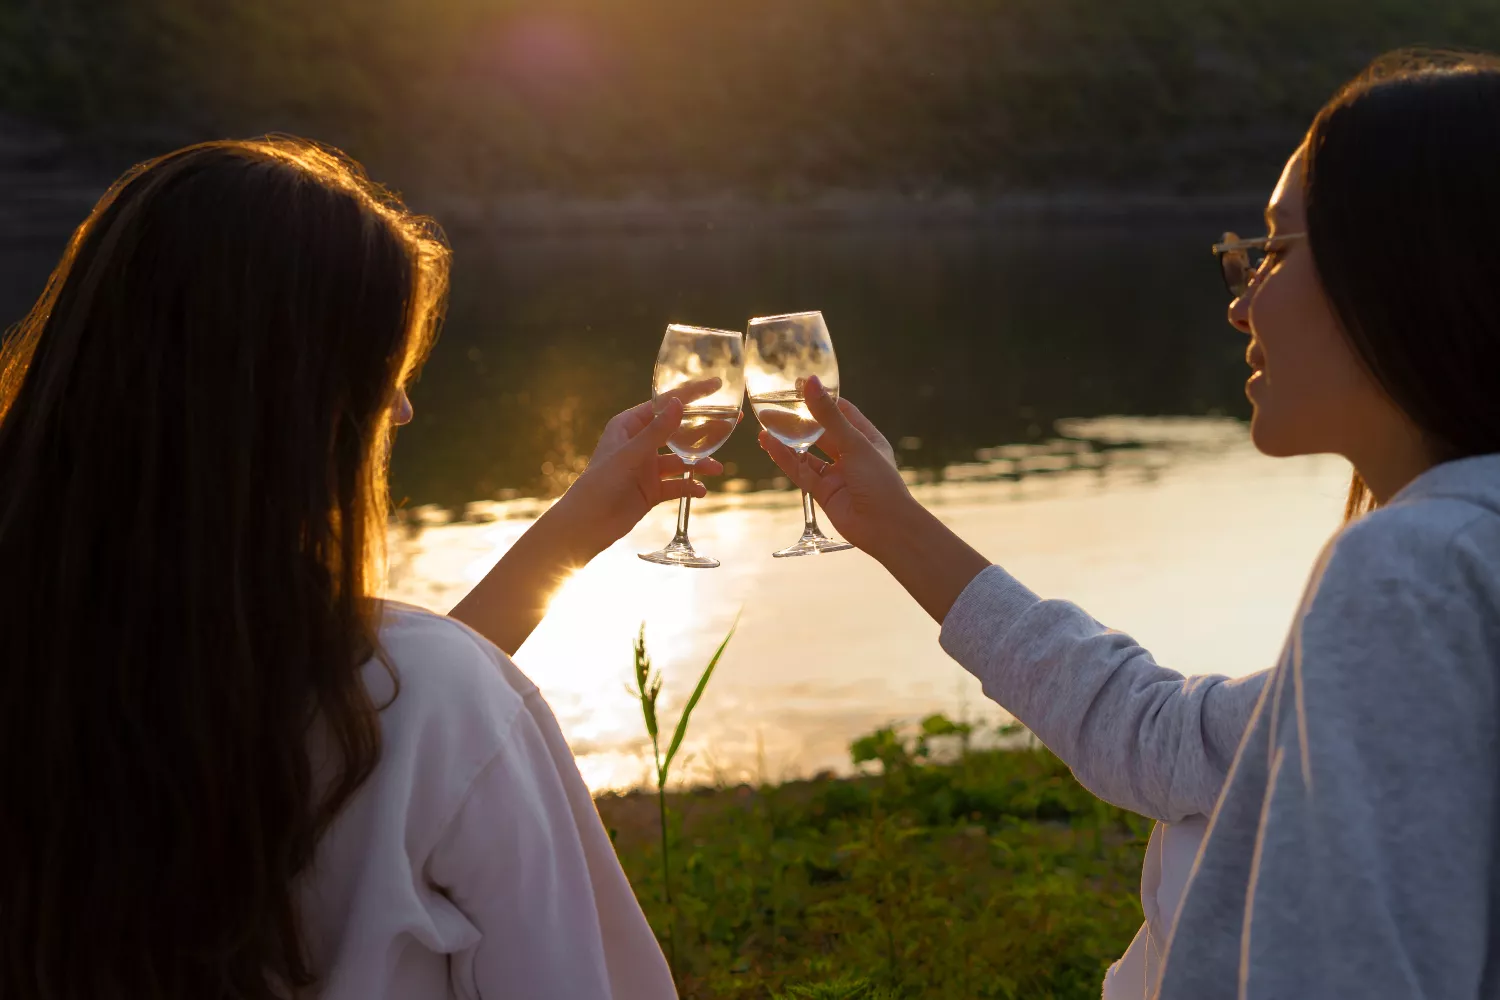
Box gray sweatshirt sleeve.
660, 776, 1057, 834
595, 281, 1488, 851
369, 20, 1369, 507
939, 564, 1268, 822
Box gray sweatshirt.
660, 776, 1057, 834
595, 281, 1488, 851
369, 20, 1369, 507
939, 452, 1500, 999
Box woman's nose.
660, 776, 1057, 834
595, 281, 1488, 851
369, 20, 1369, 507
1227, 292, 1252, 335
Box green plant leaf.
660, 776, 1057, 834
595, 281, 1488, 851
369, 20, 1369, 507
851, 726, 908, 769
773, 976, 896, 999
919, 713, 957, 736
920, 712, 972, 737
662, 611, 739, 773
850, 734, 883, 765
643, 684, 659, 741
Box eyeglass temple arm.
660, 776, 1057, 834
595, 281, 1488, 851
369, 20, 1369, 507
1211, 232, 1308, 254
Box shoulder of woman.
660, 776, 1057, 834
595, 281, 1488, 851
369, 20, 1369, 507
1294, 496, 1500, 690
372, 601, 542, 748
1270, 495, 1500, 781
350, 604, 575, 865
1316, 493, 1499, 593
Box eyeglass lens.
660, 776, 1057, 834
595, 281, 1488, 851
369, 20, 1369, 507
1218, 232, 1265, 300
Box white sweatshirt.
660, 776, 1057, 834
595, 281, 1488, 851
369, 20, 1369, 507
295, 603, 676, 999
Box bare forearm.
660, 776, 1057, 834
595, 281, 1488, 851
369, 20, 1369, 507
865, 498, 992, 625
448, 500, 603, 655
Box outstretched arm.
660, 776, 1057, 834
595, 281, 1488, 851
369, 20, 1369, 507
760, 377, 1265, 820
451, 392, 721, 655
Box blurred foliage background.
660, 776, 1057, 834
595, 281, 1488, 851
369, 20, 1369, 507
6, 1, 1500, 507
6, 0, 1500, 203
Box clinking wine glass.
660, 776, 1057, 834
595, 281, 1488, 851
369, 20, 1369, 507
637, 324, 745, 569
745, 310, 855, 558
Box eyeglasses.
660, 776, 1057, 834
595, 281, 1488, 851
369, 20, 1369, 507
1212, 231, 1307, 300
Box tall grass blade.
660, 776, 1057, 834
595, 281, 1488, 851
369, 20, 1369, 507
662, 611, 740, 773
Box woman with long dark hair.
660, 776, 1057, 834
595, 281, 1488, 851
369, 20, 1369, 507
0, 138, 692, 998
761, 50, 1500, 997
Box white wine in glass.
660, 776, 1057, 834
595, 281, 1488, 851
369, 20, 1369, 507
745, 310, 854, 558
638, 324, 745, 569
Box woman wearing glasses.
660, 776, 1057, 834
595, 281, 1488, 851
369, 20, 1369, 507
762, 51, 1500, 998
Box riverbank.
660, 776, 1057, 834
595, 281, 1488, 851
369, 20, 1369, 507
427, 189, 1265, 236
0, 140, 1262, 241
2, 108, 1263, 242
596, 730, 1149, 999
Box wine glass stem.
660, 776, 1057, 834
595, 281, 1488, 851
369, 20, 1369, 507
800, 487, 823, 538
794, 447, 826, 539
672, 467, 695, 543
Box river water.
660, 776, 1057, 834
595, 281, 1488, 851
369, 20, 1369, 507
3, 202, 1352, 792
388, 425, 1350, 791
379, 215, 1353, 790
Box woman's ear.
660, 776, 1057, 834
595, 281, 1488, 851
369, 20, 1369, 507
392, 387, 414, 426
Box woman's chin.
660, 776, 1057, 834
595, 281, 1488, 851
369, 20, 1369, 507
1248, 408, 1305, 458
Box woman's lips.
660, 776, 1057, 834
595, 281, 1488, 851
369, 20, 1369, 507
1246, 345, 1266, 398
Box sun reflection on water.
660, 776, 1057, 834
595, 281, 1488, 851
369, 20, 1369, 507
388, 420, 1352, 792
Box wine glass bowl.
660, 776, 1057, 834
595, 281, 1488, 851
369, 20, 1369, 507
657, 376, 740, 464
666, 407, 740, 463
751, 384, 831, 451
639, 325, 745, 569
745, 311, 854, 558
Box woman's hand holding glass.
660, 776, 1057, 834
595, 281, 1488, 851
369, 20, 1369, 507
745, 311, 856, 557
754, 375, 914, 554
638, 325, 746, 568
756, 374, 991, 623
512, 316, 949, 576
450, 391, 720, 656
550, 389, 724, 559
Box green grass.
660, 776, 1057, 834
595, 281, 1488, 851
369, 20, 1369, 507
597, 721, 1152, 999
634, 617, 740, 975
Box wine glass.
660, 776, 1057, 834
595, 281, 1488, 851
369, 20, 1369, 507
638, 324, 745, 569
745, 310, 854, 558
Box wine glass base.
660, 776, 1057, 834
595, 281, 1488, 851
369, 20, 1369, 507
771, 534, 855, 558
638, 541, 721, 569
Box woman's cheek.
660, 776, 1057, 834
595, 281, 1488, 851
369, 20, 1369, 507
1250, 266, 1370, 457
1247, 279, 1319, 455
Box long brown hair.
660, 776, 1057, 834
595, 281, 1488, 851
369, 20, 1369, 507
0, 138, 449, 998
1299, 50, 1500, 522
